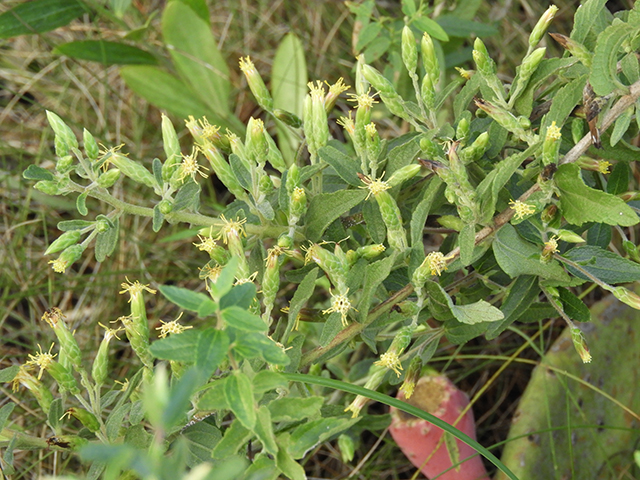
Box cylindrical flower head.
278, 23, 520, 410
56, 155, 74, 174
456, 117, 470, 144
120, 314, 154, 369
262, 247, 284, 323
529, 5, 558, 48
107, 152, 156, 189
83, 129, 99, 161
362, 65, 411, 122
265, 132, 286, 172
46, 111, 78, 152
542, 121, 562, 165
474, 98, 529, 142
325, 78, 350, 113
460, 131, 489, 164
45, 231, 82, 256
611, 286, 640, 310
365, 122, 381, 170
376, 190, 408, 252
570, 327, 592, 363
119, 280, 154, 367
64, 407, 101, 432
401, 26, 418, 75
46, 360, 80, 394
387, 164, 421, 188
304, 243, 348, 290
399, 356, 423, 398
286, 164, 300, 194
48, 244, 86, 274
472, 38, 495, 76
549, 33, 592, 68
289, 187, 307, 224
246, 117, 269, 166
161, 114, 181, 170
11, 366, 53, 414
420, 136, 443, 159
97, 168, 121, 189
355, 54, 369, 96
510, 47, 547, 103
421, 32, 439, 80
41, 308, 84, 371
305, 81, 330, 156
239, 56, 274, 111
92, 324, 122, 386
421, 73, 436, 110
356, 244, 385, 260
373, 325, 415, 377
199, 144, 246, 200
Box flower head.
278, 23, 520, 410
97, 143, 126, 171
344, 395, 368, 418
322, 290, 354, 326
41, 307, 65, 328
25, 343, 57, 379
455, 67, 473, 80
98, 322, 123, 342
179, 147, 208, 183
217, 214, 247, 245
200, 263, 223, 283
374, 351, 403, 377
359, 173, 390, 200
337, 111, 356, 135
424, 251, 454, 276
571, 327, 592, 363
509, 199, 537, 220
48, 257, 69, 273
11, 365, 38, 392
119, 278, 157, 302
541, 235, 559, 263
598, 160, 611, 174
347, 88, 378, 109
156, 313, 192, 338
238, 56, 256, 74
546, 121, 562, 141
194, 231, 218, 253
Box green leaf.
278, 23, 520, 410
555, 163, 638, 227
362, 200, 385, 244
162, 2, 230, 115
557, 287, 591, 322
173, 181, 201, 211
152, 205, 164, 233
23, 165, 55, 181
358, 256, 394, 323
486, 275, 540, 339
197, 378, 228, 410
149, 329, 200, 362
212, 420, 251, 459
272, 33, 307, 164
222, 306, 267, 332
385, 134, 421, 177
590, 22, 639, 95
363, 35, 391, 63
183, 420, 222, 464
493, 224, 571, 282
0, 366, 19, 383
319, 312, 344, 347
610, 106, 634, 146
436, 15, 497, 38
451, 299, 504, 325
306, 189, 367, 241
47, 398, 64, 433
459, 223, 475, 266
542, 75, 587, 131
236, 332, 291, 365
209, 257, 238, 299
76, 191, 88, 216
410, 177, 444, 247
413, 16, 449, 42
228, 154, 251, 190
106, 403, 131, 442
0, 403, 15, 432
288, 417, 360, 459
224, 371, 256, 430
562, 245, 640, 284
586, 223, 612, 248
606, 161, 630, 195
195, 328, 229, 378
220, 283, 256, 310
286, 267, 318, 336
570, 0, 607, 44
172, 0, 209, 24
356, 22, 382, 51
318, 146, 361, 186
252, 370, 288, 396
162, 367, 199, 429
95, 218, 119, 262
0, 0, 86, 39
159, 285, 213, 312
444, 319, 489, 344
252, 406, 278, 456
58, 219, 94, 231
268, 396, 324, 423
54, 41, 157, 65
276, 435, 307, 480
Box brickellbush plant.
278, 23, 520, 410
4, 1, 640, 479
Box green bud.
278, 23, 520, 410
47, 361, 80, 395
570, 327, 592, 363
510, 47, 546, 103
108, 153, 156, 189
420, 32, 439, 80
401, 26, 418, 75
35, 180, 61, 196
387, 164, 421, 188
474, 98, 530, 143
83, 129, 99, 161
420, 136, 443, 159
421, 73, 436, 110
274, 108, 303, 128
259, 174, 274, 195
200, 144, 247, 200
362, 65, 411, 122
456, 117, 470, 143
49, 244, 86, 274
375, 190, 408, 252
41, 308, 84, 372
549, 33, 592, 68
162, 114, 181, 170
239, 56, 274, 111
277, 234, 293, 249
542, 121, 562, 166
472, 38, 506, 103
571, 118, 585, 144
304, 243, 348, 291
247, 117, 269, 166
46, 111, 78, 151
95, 219, 110, 233
437, 215, 465, 231
518, 116, 532, 130
45, 231, 82, 256
399, 356, 423, 398
64, 407, 100, 432
355, 54, 368, 96
286, 164, 300, 194
55, 135, 70, 157
265, 131, 286, 172
158, 199, 173, 215
529, 5, 558, 48
304, 82, 330, 156
610, 286, 640, 310
356, 244, 385, 260
55, 155, 74, 174
556, 229, 585, 243
460, 132, 489, 164
289, 187, 307, 224
365, 123, 382, 173
97, 168, 121, 188
338, 434, 355, 463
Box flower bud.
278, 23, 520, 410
199, 144, 247, 200
401, 26, 418, 75
421, 73, 436, 110
56, 155, 74, 174
509, 47, 546, 103
355, 54, 368, 96
387, 164, 421, 188
456, 117, 470, 144
162, 114, 181, 171
45, 231, 82, 256
48, 244, 86, 274
362, 65, 411, 121
556, 229, 585, 243
324, 78, 350, 113
46, 111, 78, 151
247, 117, 269, 166
277, 234, 293, 249
356, 244, 385, 260
97, 168, 121, 188
55, 135, 70, 157
108, 152, 156, 189
158, 199, 173, 215
570, 327, 592, 363
289, 187, 307, 223
259, 173, 274, 195
83, 129, 99, 161
239, 56, 273, 111
611, 286, 640, 310
35, 180, 61, 196
421, 32, 439, 80
64, 407, 101, 432
542, 121, 562, 166
41, 308, 84, 372
460, 131, 489, 164
420, 137, 443, 159
338, 434, 355, 463
549, 32, 592, 68
475, 98, 529, 142
399, 356, 423, 398
529, 5, 558, 48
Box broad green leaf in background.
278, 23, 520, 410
610, 106, 634, 146
285, 267, 318, 337
561, 245, 640, 284
169, 0, 209, 25
493, 224, 571, 282
444, 319, 489, 345
272, 33, 307, 164
195, 329, 230, 378
413, 16, 449, 42
268, 397, 324, 423
306, 189, 368, 241
252, 406, 278, 456
161, 368, 200, 429
149, 329, 201, 363
570, 0, 607, 45
222, 306, 267, 332
0, 0, 87, 39
212, 420, 251, 460
318, 146, 361, 186
252, 371, 288, 396
23, 165, 55, 181
590, 22, 639, 95
555, 163, 639, 227
162, 2, 230, 117
54, 41, 158, 65
607, 161, 631, 194
541, 75, 586, 132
